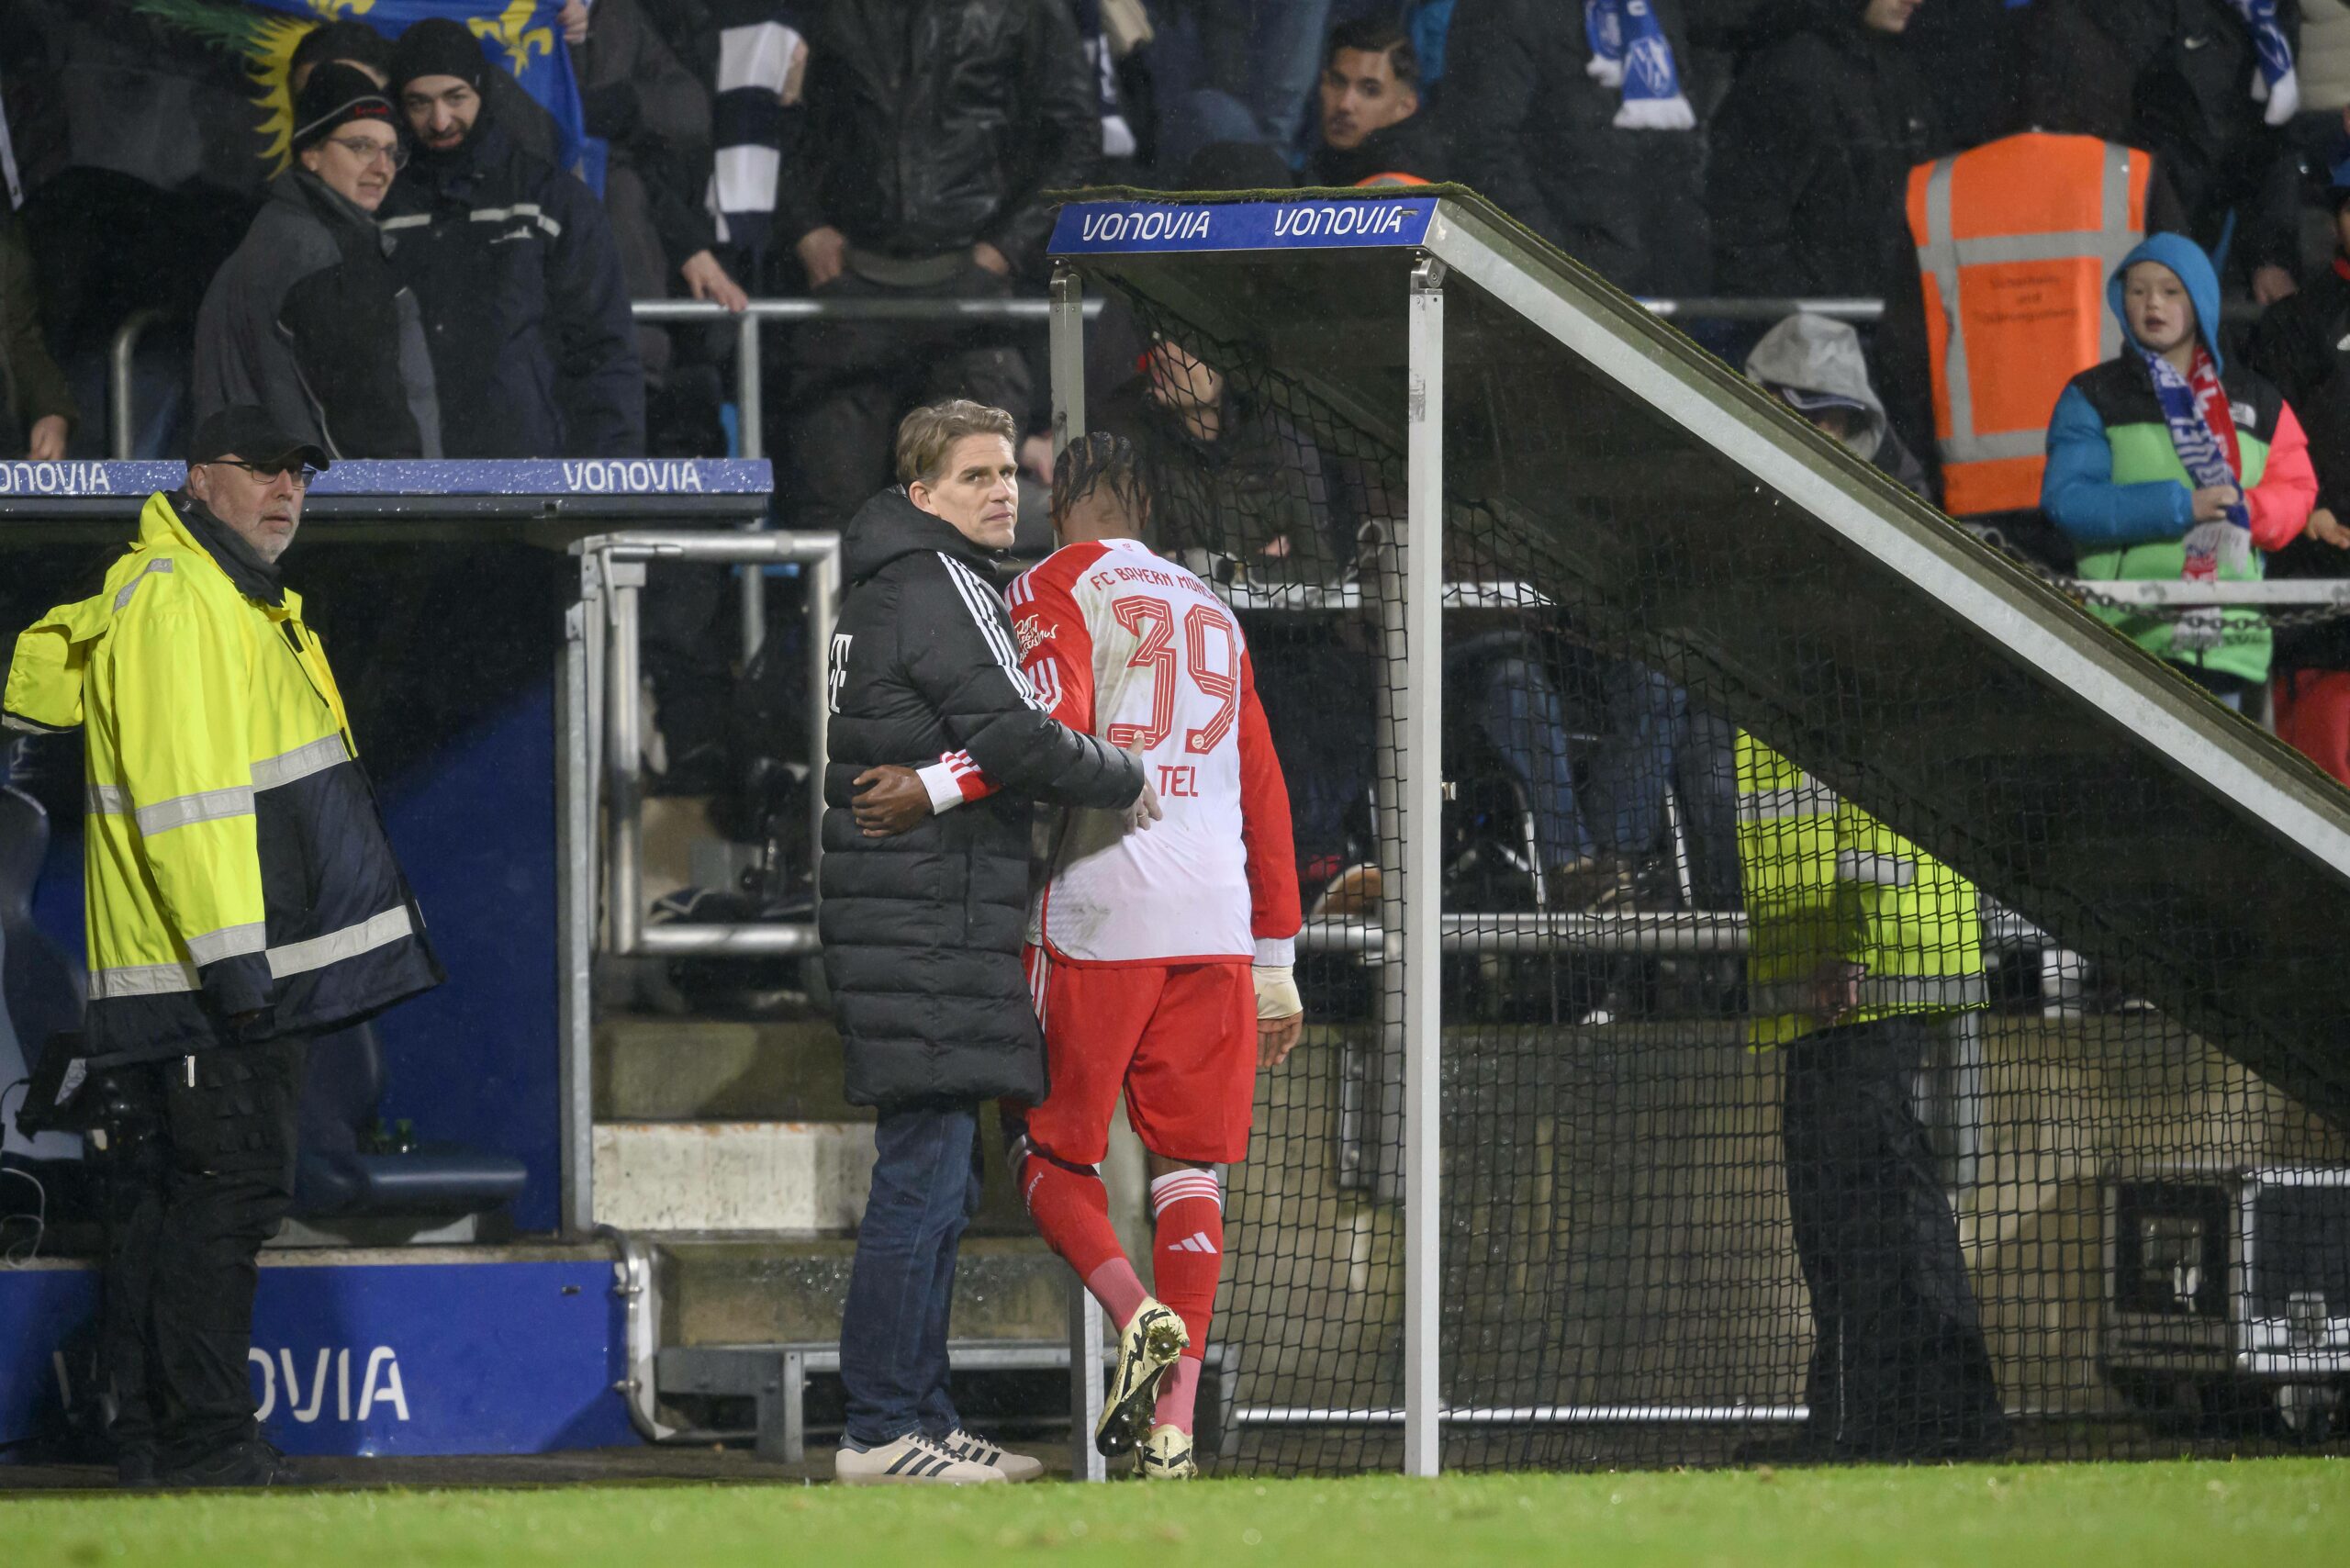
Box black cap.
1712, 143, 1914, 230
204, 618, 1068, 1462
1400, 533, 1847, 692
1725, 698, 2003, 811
292, 62, 397, 153
390, 17, 488, 96
187, 407, 330, 473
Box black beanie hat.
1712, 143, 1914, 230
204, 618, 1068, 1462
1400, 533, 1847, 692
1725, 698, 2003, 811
292, 62, 397, 153
390, 17, 488, 96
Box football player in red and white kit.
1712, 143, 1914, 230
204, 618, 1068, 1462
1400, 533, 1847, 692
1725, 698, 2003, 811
854, 432, 1304, 1479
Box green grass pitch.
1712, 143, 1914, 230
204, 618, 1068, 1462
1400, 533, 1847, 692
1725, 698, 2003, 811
6, 1459, 2348, 1567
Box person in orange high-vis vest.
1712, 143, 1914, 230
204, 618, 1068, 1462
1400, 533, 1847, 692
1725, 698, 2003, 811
1900, 133, 2155, 518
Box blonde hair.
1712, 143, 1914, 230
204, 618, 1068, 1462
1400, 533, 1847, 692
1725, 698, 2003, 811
894, 399, 1018, 487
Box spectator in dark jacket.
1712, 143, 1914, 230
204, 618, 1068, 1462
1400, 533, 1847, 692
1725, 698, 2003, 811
818, 400, 1145, 1484
2023, 0, 2305, 303
1691, 0, 2021, 152
1310, 19, 1448, 186
0, 209, 75, 460
1445, 0, 1709, 295
193, 66, 440, 458
1094, 337, 1340, 583
778, 0, 1095, 535
377, 19, 643, 457
1708, 0, 1935, 301
571, 0, 751, 356
2246, 161, 2350, 779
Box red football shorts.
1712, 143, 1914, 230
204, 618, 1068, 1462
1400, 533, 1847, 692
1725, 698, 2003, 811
1016, 945, 1257, 1165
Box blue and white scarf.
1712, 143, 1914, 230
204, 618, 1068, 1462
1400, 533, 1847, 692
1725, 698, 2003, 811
1583, 0, 1695, 131
2009, 0, 2296, 125
2228, 0, 2300, 127
2144, 345, 2252, 650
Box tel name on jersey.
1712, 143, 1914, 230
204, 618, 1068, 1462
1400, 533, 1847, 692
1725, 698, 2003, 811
1011, 538, 1277, 966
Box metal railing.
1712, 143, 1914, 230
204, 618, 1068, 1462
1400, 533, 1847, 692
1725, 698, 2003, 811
107, 308, 168, 460
556, 529, 839, 1237
569, 529, 840, 958
102, 289, 2277, 462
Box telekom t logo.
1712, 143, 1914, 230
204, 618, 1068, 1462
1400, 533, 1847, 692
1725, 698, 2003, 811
828, 633, 854, 714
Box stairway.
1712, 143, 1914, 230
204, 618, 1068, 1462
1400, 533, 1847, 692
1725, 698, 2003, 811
590, 1007, 1077, 1447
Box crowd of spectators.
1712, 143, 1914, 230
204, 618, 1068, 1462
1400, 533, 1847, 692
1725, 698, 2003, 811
7, 0, 2350, 889
0, 5, 2334, 465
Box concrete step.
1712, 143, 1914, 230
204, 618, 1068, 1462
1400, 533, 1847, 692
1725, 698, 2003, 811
655, 1234, 1070, 1347
593, 1121, 874, 1231
594, 1015, 863, 1122
591, 1105, 1034, 1235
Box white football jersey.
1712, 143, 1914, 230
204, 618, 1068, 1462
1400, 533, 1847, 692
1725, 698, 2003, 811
991, 538, 1298, 965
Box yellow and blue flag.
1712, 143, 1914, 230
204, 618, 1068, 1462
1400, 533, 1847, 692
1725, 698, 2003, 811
242, 0, 598, 182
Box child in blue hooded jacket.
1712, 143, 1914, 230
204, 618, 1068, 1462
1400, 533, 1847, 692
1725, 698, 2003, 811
2042, 232, 2317, 706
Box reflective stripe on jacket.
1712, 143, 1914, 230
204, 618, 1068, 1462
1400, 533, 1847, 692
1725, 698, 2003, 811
1907, 134, 2153, 517
1732, 734, 1984, 1048
3, 491, 441, 1060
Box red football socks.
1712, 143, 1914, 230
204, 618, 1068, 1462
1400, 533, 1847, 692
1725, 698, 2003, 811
1147, 1167, 1225, 1434
1021, 1149, 1147, 1329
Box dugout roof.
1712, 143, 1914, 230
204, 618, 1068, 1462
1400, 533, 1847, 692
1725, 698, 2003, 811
1052, 187, 2350, 1127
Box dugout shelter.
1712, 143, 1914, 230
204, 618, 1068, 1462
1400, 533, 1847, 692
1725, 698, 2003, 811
1046, 188, 2350, 1475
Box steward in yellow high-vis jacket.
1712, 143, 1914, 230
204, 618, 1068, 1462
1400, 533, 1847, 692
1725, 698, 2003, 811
1732, 733, 2007, 1462
5, 445, 439, 1065
1, 408, 439, 1486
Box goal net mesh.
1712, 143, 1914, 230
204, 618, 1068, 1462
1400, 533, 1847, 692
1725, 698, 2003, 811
1080, 268, 2350, 1476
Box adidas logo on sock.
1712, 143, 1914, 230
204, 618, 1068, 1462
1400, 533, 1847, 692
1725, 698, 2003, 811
1167, 1230, 1218, 1255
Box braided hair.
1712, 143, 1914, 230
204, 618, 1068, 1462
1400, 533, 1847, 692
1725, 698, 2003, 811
1050, 431, 1151, 533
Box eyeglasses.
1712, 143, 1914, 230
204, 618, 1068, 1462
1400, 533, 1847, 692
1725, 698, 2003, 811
211, 459, 322, 489
326, 135, 408, 169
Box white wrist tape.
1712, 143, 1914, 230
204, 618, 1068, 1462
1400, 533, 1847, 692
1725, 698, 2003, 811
1253, 963, 1302, 1022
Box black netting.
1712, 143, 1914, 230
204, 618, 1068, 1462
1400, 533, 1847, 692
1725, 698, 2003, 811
1081, 249, 2350, 1477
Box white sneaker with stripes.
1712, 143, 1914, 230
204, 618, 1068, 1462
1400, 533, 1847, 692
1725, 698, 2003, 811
939, 1427, 1044, 1482
834, 1432, 1006, 1485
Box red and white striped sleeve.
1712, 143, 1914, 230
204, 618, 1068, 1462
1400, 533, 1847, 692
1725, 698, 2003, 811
916, 550, 1099, 813
1236, 644, 1302, 960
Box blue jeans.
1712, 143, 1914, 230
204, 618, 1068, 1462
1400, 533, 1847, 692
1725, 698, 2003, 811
1463, 649, 1689, 868
840, 1104, 985, 1446
1152, 0, 1336, 168
1578, 662, 1685, 858
1469, 651, 1597, 870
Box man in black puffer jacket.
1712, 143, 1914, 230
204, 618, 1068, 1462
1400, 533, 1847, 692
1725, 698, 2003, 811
819, 399, 1147, 1484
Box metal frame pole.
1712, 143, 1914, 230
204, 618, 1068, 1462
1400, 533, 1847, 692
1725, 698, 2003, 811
1049, 261, 1108, 1484
555, 578, 598, 1237
1401, 254, 1448, 1479
1049, 264, 1088, 453
603, 558, 649, 956
108, 308, 165, 459
577, 531, 837, 958
737, 312, 770, 662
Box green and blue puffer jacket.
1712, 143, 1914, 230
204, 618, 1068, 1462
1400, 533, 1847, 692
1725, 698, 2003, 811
2042, 232, 2317, 685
